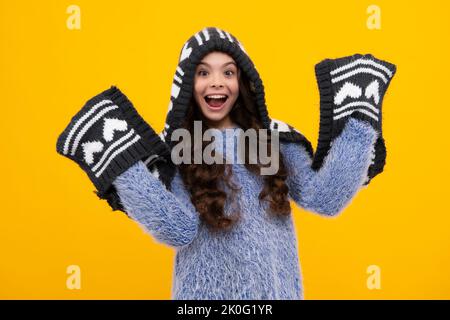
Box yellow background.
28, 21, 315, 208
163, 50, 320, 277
1, 0, 449, 299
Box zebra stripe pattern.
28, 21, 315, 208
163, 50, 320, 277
61, 98, 142, 177
330, 57, 394, 122
330, 57, 394, 83
62, 99, 113, 155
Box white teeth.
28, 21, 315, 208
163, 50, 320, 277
206, 95, 227, 99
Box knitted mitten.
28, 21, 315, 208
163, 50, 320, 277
312, 53, 396, 184
56, 86, 171, 210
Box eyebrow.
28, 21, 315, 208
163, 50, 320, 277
198, 61, 237, 68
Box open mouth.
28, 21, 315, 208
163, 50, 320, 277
204, 94, 228, 109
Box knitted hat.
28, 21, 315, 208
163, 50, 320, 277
158, 26, 313, 154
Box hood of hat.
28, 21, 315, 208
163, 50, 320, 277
159, 27, 271, 148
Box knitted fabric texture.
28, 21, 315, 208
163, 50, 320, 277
56, 87, 171, 210
113, 118, 378, 299
313, 54, 396, 184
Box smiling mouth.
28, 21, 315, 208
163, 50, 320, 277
204, 95, 228, 109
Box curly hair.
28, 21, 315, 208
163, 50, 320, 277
178, 68, 292, 233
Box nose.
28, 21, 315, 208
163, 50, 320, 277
210, 74, 224, 88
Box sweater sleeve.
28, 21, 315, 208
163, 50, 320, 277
280, 117, 378, 216
112, 160, 200, 247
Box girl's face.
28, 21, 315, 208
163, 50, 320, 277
193, 51, 240, 129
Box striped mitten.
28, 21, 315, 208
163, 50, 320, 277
56, 86, 171, 210
312, 53, 396, 184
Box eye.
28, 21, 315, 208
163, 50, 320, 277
225, 70, 235, 76
197, 70, 208, 76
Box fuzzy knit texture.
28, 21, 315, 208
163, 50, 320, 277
112, 117, 378, 300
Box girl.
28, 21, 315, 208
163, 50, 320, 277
56, 27, 396, 299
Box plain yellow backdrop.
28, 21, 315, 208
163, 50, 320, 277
1, 0, 449, 299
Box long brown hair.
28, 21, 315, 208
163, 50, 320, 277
178, 68, 291, 232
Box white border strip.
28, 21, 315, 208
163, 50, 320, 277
331, 58, 393, 78
95, 134, 141, 178
331, 67, 388, 84
333, 109, 379, 121
92, 129, 136, 172
334, 101, 379, 114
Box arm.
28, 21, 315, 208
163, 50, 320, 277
112, 161, 199, 248
279, 53, 396, 216
281, 117, 378, 216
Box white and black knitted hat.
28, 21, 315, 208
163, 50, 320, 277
158, 27, 313, 151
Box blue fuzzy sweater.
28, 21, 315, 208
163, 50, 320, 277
112, 118, 378, 300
